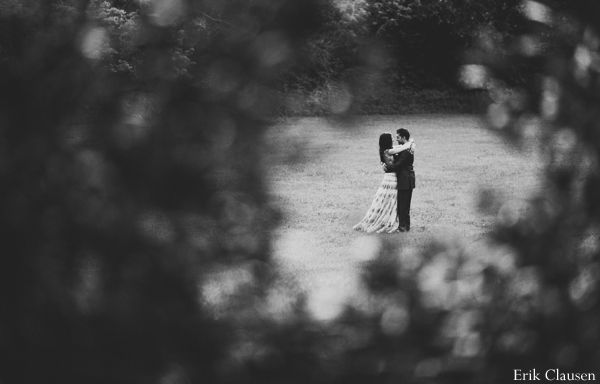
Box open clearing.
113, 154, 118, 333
266, 115, 544, 292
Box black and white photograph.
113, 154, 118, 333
1, 0, 599, 383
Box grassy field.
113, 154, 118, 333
265, 115, 544, 290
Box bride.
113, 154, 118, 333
353, 132, 415, 234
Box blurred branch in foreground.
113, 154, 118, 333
0, 0, 328, 382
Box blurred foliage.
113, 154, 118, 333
2, 0, 600, 383
0, 0, 328, 382
462, 0, 600, 377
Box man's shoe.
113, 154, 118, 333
398, 227, 408, 232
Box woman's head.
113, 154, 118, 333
379, 133, 393, 151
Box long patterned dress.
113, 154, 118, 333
353, 151, 399, 234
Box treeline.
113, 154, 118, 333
279, 0, 527, 114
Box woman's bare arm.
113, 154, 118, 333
387, 138, 415, 155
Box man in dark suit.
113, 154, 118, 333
386, 128, 415, 232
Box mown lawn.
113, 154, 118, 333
265, 115, 544, 288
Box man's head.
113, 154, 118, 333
396, 128, 410, 144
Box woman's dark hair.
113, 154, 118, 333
379, 132, 393, 163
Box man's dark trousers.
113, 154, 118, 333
392, 150, 415, 231
397, 188, 413, 231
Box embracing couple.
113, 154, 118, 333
353, 128, 416, 234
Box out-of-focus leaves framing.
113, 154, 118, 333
453, 0, 600, 380
0, 0, 336, 383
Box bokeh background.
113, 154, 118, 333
1, 0, 599, 383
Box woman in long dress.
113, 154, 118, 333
353, 132, 414, 234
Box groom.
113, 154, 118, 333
386, 128, 415, 232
